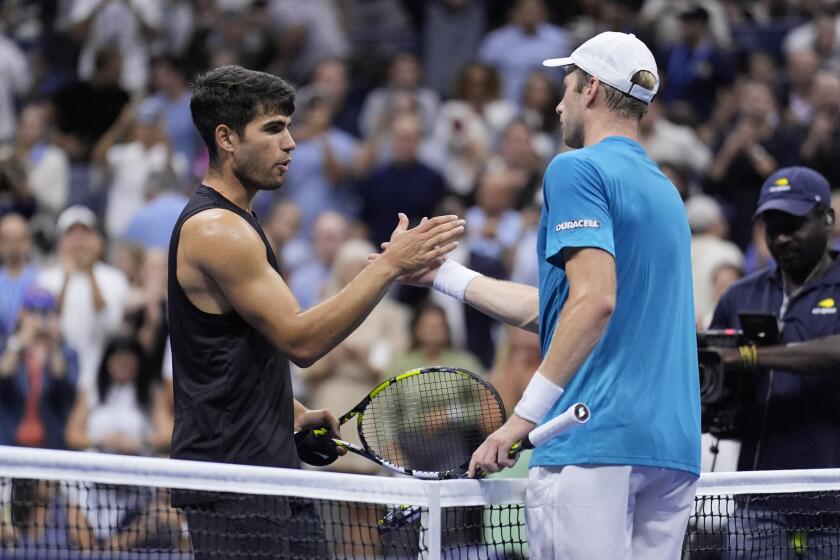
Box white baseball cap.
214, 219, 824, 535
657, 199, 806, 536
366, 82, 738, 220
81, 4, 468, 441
543, 31, 660, 104
56, 205, 98, 235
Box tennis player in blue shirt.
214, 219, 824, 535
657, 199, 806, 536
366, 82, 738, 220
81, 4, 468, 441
392, 32, 701, 558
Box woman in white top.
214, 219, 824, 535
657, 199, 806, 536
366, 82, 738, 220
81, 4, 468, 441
65, 335, 171, 456
63, 335, 181, 551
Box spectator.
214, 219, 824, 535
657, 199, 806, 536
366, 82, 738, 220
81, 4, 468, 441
639, 100, 712, 178
145, 56, 203, 171
299, 239, 409, 475
389, 302, 484, 376
487, 325, 542, 416
487, 119, 547, 208
69, 0, 163, 93
359, 51, 440, 142
640, 0, 732, 49
262, 200, 308, 277
295, 58, 364, 139
509, 204, 541, 287
288, 211, 350, 310
0, 213, 39, 337
121, 172, 189, 251
7, 479, 93, 550
0, 288, 78, 449
706, 80, 804, 249
13, 102, 70, 225
279, 92, 359, 238
123, 249, 169, 378
51, 46, 129, 208
800, 71, 840, 187
357, 113, 447, 247
267, 0, 350, 84
92, 102, 186, 240
464, 170, 522, 271
343, 0, 416, 76
477, 0, 570, 104
782, 49, 819, 127
37, 206, 129, 394
422, 0, 487, 96
520, 70, 561, 145
0, 154, 35, 219
783, 9, 840, 71
0, 29, 31, 144
685, 194, 744, 328
52, 46, 129, 165
65, 335, 171, 456
658, 5, 737, 125
432, 63, 516, 196
710, 166, 840, 553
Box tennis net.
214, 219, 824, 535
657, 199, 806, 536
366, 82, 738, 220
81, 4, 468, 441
2, 446, 840, 559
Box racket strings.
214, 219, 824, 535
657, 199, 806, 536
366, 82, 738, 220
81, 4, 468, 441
360, 370, 504, 473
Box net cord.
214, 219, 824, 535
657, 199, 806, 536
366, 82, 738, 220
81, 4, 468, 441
0, 445, 527, 507
5, 446, 840, 507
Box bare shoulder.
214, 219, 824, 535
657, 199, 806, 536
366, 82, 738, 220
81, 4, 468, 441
179, 209, 267, 283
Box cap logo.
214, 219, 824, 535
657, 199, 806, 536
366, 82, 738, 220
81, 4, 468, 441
773, 178, 789, 186
768, 185, 791, 193
818, 298, 835, 309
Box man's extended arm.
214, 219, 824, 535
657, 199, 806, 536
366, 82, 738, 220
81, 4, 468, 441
186, 212, 462, 367
463, 276, 540, 332
720, 335, 840, 375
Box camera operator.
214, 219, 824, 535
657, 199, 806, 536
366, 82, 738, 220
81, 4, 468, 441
709, 166, 840, 555
711, 166, 840, 471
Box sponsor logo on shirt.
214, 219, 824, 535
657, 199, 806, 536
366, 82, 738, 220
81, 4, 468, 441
555, 219, 601, 232
812, 298, 837, 315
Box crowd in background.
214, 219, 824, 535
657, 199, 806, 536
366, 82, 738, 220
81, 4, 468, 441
1, 0, 840, 477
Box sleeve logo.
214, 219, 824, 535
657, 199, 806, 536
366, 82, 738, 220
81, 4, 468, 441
555, 219, 601, 232
812, 298, 837, 315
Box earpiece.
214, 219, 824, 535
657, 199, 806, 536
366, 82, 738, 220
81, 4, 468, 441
827, 214, 835, 226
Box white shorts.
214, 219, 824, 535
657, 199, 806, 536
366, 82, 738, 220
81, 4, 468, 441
525, 464, 698, 560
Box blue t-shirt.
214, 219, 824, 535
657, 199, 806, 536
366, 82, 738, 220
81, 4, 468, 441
532, 136, 701, 476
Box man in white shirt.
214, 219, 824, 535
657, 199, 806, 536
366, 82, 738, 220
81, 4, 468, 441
70, 0, 163, 93
37, 206, 128, 394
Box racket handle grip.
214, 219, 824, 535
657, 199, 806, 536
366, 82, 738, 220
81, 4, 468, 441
508, 403, 590, 458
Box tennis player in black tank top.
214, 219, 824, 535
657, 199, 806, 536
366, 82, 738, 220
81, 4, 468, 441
170, 66, 464, 558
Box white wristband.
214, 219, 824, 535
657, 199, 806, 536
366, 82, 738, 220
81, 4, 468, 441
514, 371, 564, 424
432, 259, 481, 303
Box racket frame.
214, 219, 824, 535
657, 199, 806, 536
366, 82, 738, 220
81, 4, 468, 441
312, 366, 507, 480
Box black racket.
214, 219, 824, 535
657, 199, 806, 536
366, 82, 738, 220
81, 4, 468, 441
300, 366, 507, 479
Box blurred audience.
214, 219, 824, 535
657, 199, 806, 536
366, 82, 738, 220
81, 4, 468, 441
65, 335, 171, 456
288, 211, 350, 310
0, 288, 78, 449
389, 303, 483, 376
477, 0, 569, 104
433, 62, 515, 196
37, 206, 128, 394
0, 213, 39, 337
357, 113, 447, 247
685, 194, 744, 328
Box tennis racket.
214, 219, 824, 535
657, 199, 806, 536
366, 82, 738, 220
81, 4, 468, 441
300, 366, 507, 480
378, 401, 591, 532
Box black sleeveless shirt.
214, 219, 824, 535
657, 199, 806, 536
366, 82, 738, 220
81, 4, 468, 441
168, 185, 299, 472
